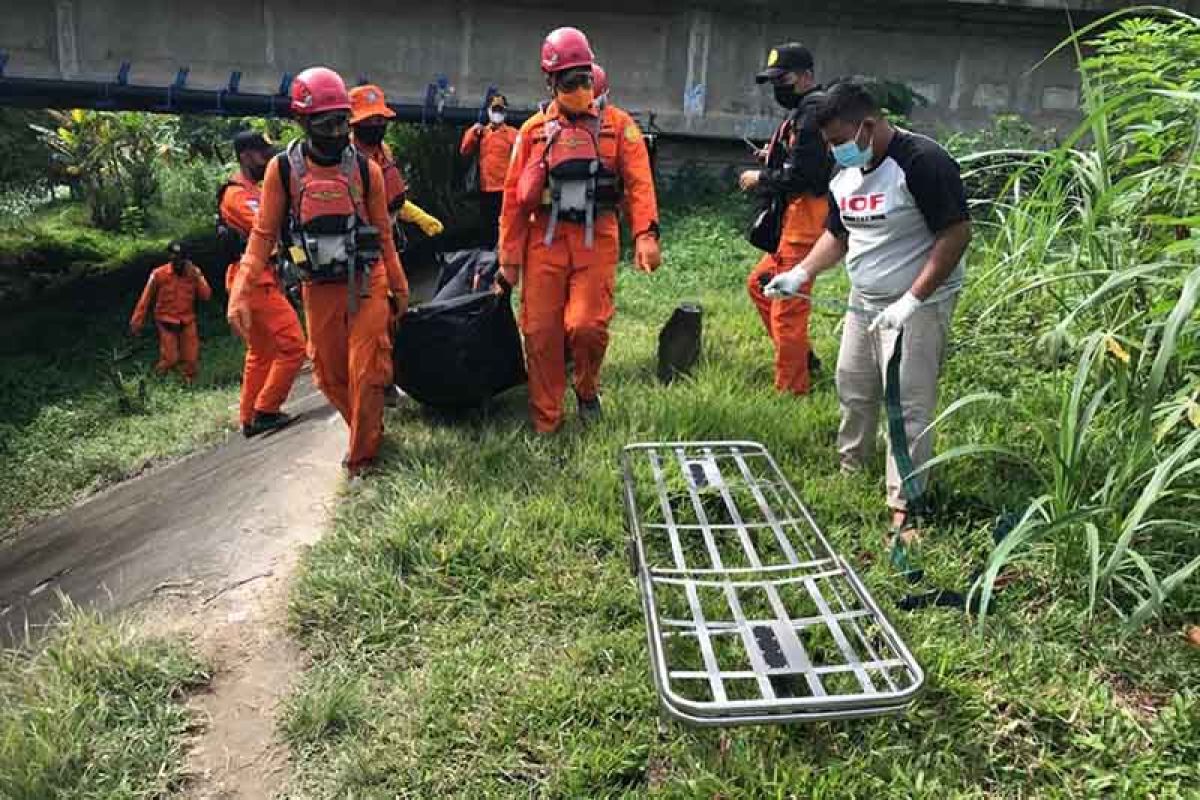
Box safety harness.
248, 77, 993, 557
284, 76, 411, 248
276, 141, 381, 313
523, 114, 622, 248
376, 143, 408, 214
369, 143, 409, 252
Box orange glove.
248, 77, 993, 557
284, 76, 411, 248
634, 234, 661, 273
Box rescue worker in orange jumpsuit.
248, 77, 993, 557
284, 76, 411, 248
227, 67, 409, 475
220, 131, 307, 437
349, 84, 444, 242
130, 241, 213, 383
460, 93, 518, 248
499, 27, 661, 433
741, 43, 832, 396
349, 83, 441, 408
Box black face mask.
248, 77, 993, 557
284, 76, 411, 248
355, 125, 387, 146
247, 162, 267, 182
310, 134, 350, 160
171, 258, 186, 273
774, 84, 801, 109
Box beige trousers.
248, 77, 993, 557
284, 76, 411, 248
835, 289, 957, 511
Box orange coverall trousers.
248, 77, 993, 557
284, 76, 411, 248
155, 321, 201, 382
303, 268, 393, 469
235, 281, 306, 425
520, 218, 619, 433
745, 195, 826, 395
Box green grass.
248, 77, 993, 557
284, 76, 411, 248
0, 278, 244, 534
0, 609, 208, 799
283, 199, 1200, 798
0, 201, 213, 308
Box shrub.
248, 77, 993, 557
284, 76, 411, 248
931, 7, 1200, 631
32, 111, 181, 232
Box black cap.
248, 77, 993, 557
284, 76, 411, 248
232, 130, 275, 156
167, 240, 187, 257
755, 43, 814, 84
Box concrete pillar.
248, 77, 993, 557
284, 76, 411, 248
458, 1, 474, 85
263, 0, 277, 68
948, 48, 968, 112
54, 0, 79, 80
683, 8, 712, 121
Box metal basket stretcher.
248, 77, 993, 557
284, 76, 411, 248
621, 441, 924, 726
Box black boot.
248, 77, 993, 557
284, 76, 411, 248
577, 394, 603, 425
246, 411, 294, 437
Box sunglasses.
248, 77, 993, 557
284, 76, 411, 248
309, 111, 350, 136
556, 69, 594, 92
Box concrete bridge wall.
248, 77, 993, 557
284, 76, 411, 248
3, 1, 1197, 137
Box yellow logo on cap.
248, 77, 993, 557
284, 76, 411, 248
767, 49, 779, 67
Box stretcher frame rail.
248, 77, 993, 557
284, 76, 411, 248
621, 440, 924, 726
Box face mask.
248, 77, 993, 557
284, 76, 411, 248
831, 122, 873, 169
488, 110, 506, 125
556, 86, 594, 116
311, 134, 350, 160
773, 83, 800, 109
171, 258, 186, 273
247, 162, 267, 182
355, 125, 387, 146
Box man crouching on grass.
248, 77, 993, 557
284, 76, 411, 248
765, 80, 971, 540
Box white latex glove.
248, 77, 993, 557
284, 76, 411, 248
868, 291, 923, 333
764, 267, 810, 299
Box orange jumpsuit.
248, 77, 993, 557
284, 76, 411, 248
500, 101, 658, 433
131, 263, 212, 382
460, 122, 519, 192
220, 171, 307, 427
231, 150, 409, 470
746, 102, 831, 396
463, 121, 518, 247
746, 196, 826, 394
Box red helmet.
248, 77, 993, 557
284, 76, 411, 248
290, 67, 351, 116
593, 63, 609, 97
541, 27, 594, 74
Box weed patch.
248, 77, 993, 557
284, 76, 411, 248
0, 609, 207, 799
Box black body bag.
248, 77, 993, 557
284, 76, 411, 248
435, 248, 499, 299
393, 290, 526, 408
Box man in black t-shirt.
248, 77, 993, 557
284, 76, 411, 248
766, 81, 972, 535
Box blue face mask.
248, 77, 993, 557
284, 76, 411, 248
831, 122, 872, 169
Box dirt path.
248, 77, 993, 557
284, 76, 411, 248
0, 375, 346, 798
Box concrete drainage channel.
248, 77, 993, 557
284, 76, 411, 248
0, 375, 346, 795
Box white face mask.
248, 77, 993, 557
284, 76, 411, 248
488, 110, 506, 125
